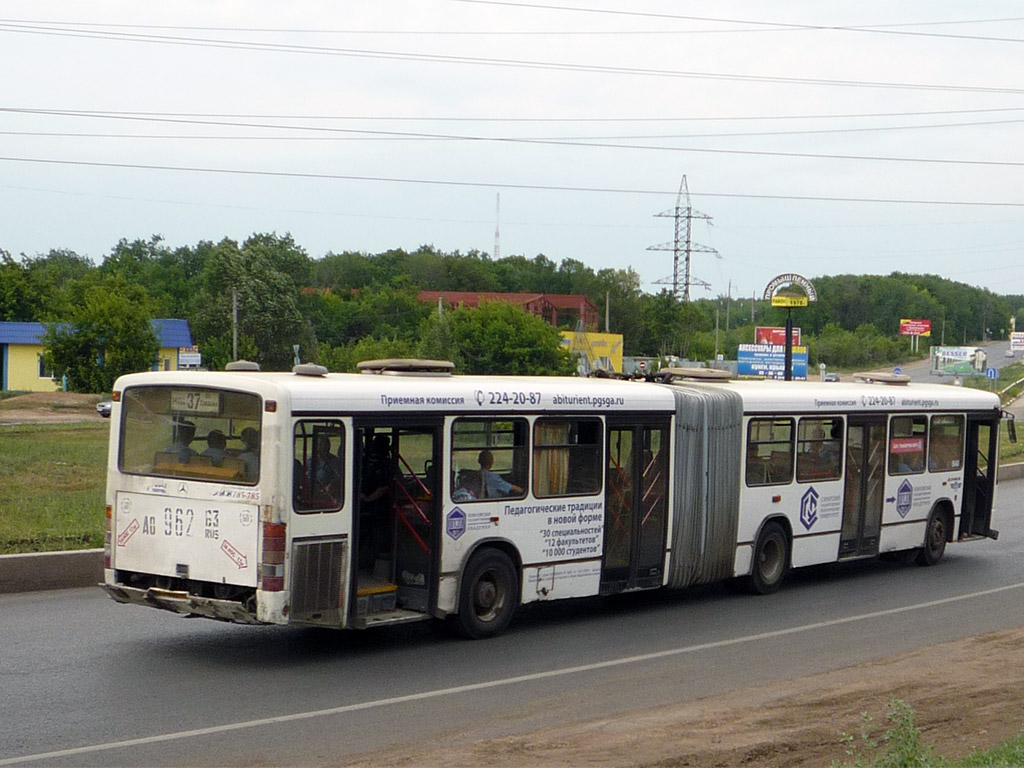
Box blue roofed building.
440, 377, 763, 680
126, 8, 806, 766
0, 319, 194, 391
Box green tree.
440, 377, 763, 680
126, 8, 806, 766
191, 235, 314, 370
425, 301, 575, 375
0, 251, 41, 321
42, 277, 159, 393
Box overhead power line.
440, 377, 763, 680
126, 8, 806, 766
2, 22, 1024, 94
2, 154, 1023, 208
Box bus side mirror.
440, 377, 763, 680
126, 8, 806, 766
1003, 412, 1017, 444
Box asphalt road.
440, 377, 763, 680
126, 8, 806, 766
4, 480, 1024, 767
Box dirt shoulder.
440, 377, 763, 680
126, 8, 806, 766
0, 391, 106, 424
344, 627, 1024, 768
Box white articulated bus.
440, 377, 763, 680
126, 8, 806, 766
101, 360, 1008, 638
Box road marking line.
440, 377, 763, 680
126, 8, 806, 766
4, 581, 1024, 765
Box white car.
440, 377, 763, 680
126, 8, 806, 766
1006, 350, 1015, 359
96, 401, 112, 418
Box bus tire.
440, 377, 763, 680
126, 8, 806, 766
455, 548, 519, 639
746, 521, 789, 595
915, 508, 948, 567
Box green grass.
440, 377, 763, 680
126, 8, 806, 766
834, 698, 1024, 767
0, 422, 109, 554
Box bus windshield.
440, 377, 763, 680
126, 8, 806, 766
118, 385, 262, 484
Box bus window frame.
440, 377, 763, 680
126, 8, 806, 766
293, 419, 346, 513
888, 415, 928, 476
928, 414, 965, 473
795, 416, 843, 483
118, 384, 262, 486
532, 416, 603, 498
450, 417, 529, 502
745, 417, 795, 487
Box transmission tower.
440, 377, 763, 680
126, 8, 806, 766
647, 175, 719, 301
493, 193, 501, 261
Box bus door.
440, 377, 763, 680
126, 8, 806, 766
960, 415, 998, 538
601, 419, 670, 593
352, 421, 442, 622
839, 416, 886, 558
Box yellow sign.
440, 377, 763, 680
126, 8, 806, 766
771, 294, 809, 308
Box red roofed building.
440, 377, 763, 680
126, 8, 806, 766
418, 291, 599, 332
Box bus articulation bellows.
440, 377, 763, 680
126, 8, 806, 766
101, 360, 1008, 638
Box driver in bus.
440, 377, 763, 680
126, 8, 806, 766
477, 449, 523, 499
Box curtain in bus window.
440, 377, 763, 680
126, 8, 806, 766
533, 421, 570, 497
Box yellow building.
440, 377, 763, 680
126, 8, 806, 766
0, 320, 194, 392
560, 331, 624, 374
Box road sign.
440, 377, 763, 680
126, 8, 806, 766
986, 367, 998, 380
893, 367, 902, 375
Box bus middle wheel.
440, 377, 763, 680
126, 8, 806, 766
746, 521, 789, 595
456, 549, 519, 639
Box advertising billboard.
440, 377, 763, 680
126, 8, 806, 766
1012, 332, 1024, 352
929, 346, 988, 376
755, 326, 801, 346
899, 319, 932, 337
737, 344, 808, 380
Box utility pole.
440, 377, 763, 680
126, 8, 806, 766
648, 175, 719, 301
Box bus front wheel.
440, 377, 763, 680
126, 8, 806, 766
745, 521, 789, 595
455, 549, 519, 639
915, 509, 948, 567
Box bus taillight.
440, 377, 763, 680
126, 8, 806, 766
104, 505, 112, 568
260, 522, 286, 592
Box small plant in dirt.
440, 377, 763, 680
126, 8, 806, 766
834, 697, 943, 767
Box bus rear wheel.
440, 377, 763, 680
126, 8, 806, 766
455, 549, 519, 639
744, 521, 789, 595
915, 509, 948, 566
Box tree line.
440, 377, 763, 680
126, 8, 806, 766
0, 233, 1018, 392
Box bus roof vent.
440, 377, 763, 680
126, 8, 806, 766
357, 358, 455, 376
657, 367, 732, 383
225, 360, 261, 372
293, 363, 329, 377
852, 371, 911, 385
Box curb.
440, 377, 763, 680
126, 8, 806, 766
3, 463, 1024, 595
0, 549, 103, 594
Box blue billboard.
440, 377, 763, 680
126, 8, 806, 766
737, 343, 808, 380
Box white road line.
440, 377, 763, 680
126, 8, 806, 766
4, 581, 1024, 766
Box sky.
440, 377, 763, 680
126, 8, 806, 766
2, 1, 1024, 300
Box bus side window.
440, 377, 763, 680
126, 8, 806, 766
929, 415, 964, 471
796, 417, 842, 482
745, 417, 794, 486
293, 420, 345, 513
889, 415, 927, 475
533, 418, 602, 498
451, 418, 528, 502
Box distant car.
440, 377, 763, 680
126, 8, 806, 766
1006, 349, 1015, 358
96, 401, 112, 418
823, 373, 840, 382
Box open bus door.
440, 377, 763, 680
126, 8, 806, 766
960, 414, 1000, 540
351, 421, 442, 626
601, 418, 671, 593
839, 416, 886, 558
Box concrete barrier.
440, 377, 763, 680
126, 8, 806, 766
999, 462, 1024, 482
0, 549, 103, 594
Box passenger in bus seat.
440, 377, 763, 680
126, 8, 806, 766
202, 430, 228, 466
477, 449, 523, 498
311, 434, 343, 492
238, 427, 260, 480
162, 419, 197, 462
